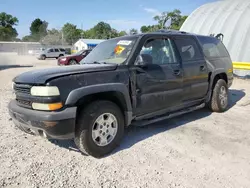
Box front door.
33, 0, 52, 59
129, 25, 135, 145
132, 37, 183, 117
47, 48, 54, 58
174, 36, 209, 102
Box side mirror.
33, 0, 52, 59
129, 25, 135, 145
135, 54, 147, 67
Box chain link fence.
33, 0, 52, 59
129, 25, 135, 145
0, 41, 72, 55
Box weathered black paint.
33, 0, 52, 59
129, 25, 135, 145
9, 31, 233, 139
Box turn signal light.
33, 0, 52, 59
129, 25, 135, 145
32, 102, 63, 111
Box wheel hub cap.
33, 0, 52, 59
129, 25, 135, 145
92, 113, 118, 147
219, 86, 228, 107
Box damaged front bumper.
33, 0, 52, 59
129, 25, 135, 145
8, 100, 76, 140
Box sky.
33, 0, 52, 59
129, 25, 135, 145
0, 0, 217, 38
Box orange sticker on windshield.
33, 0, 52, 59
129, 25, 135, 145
115, 45, 125, 54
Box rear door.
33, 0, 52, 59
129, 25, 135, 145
132, 36, 183, 116
54, 48, 60, 57
174, 36, 209, 102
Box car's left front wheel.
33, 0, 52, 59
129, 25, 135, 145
74, 100, 124, 158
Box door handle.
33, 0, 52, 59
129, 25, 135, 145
173, 69, 181, 76
200, 65, 206, 71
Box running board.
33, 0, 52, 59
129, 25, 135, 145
131, 103, 205, 127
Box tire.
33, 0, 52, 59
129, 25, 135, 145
59, 54, 64, 58
74, 100, 124, 158
208, 79, 229, 112
41, 55, 46, 60
69, 59, 78, 65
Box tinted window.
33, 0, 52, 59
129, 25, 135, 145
174, 37, 203, 61
139, 38, 178, 65
198, 36, 229, 58
55, 49, 59, 52
47, 48, 54, 52
59, 48, 65, 52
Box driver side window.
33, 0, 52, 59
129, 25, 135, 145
139, 38, 178, 65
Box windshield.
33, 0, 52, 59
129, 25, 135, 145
80, 36, 138, 64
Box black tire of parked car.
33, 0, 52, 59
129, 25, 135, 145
74, 100, 124, 158
208, 79, 229, 112
69, 59, 78, 65
41, 55, 46, 60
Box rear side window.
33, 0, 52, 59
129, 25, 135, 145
198, 36, 229, 58
59, 48, 65, 52
55, 49, 59, 52
174, 37, 203, 62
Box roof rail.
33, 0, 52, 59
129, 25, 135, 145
156, 29, 187, 34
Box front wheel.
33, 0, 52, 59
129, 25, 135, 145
41, 55, 46, 60
69, 59, 78, 65
208, 79, 229, 112
75, 101, 124, 158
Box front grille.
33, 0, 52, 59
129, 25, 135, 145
14, 84, 32, 95
16, 99, 32, 108
14, 83, 32, 108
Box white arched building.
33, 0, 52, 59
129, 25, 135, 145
181, 0, 250, 76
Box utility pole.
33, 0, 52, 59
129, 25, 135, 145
61, 30, 64, 46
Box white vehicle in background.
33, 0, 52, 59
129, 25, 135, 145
37, 48, 65, 60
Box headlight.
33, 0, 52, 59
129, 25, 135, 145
12, 82, 15, 90
32, 102, 63, 111
30, 86, 60, 96
60, 58, 67, 61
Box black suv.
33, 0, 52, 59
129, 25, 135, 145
9, 31, 233, 157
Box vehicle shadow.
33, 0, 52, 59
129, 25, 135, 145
50, 89, 246, 156
0, 65, 33, 71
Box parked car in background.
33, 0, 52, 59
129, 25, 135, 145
38, 48, 66, 60
57, 49, 92, 65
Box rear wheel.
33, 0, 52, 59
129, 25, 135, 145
41, 55, 46, 60
208, 79, 229, 112
57, 54, 64, 59
74, 101, 124, 158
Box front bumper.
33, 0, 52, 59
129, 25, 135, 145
8, 100, 76, 140
57, 59, 68, 66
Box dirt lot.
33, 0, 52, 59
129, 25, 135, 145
0, 53, 250, 188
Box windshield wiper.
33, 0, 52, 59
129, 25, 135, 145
84, 61, 107, 64
93, 61, 104, 64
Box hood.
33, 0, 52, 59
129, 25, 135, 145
13, 64, 118, 84
60, 54, 78, 59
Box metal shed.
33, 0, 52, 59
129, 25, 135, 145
73, 39, 106, 52
180, 0, 250, 76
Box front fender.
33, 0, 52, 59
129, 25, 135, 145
65, 83, 133, 126
65, 83, 132, 110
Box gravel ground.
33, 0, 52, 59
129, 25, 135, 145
0, 53, 250, 188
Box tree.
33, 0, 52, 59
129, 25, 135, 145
22, 35, 36, 42
92, 22, 112, 39
129, 28, 138, 35
140, 25, 158, 33
30, 18, 48, 41
62, 23, 82, 45
0, 12, 19, 41
118, 31, 127, 36
153, 9, 188, 30
40, 28, 65, 45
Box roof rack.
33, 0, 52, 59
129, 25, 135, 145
155, 29, 187, 34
